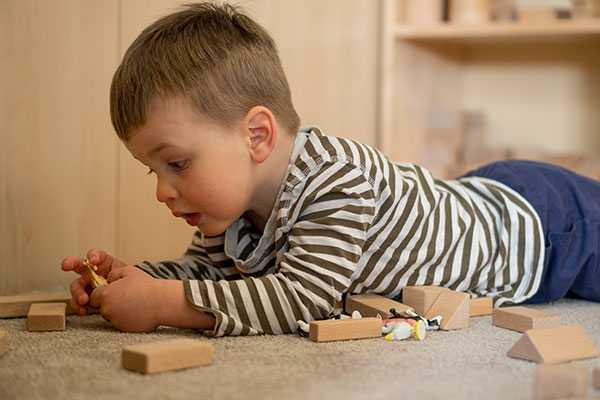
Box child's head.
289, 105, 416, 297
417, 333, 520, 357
110, 2, 300, 141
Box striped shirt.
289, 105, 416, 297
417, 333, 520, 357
138, 127, 545, 336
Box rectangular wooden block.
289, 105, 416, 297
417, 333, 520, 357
594, 364, 600, 389
493, 306, 562, 332
402, 286, 447, 316
27, 303, 66, 331
533, 364, 589, 400
507, 324, 599, 364
425, 290, 470, 330
1, 293, 72, 318
122, 339, 213, 374
0, 328, 5, 356
470, 297, 493, 316
0, 293, 99, 318
309, 317, 382, 342
345, 294, 413, 318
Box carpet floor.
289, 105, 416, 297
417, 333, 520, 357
1, 297, 599, 400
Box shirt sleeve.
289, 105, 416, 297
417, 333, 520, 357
135, 231, 242, 281
184, 166, 377, 337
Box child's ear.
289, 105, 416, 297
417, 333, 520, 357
245, 106, 277, 164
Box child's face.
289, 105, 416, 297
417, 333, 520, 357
124, 98, 256, 236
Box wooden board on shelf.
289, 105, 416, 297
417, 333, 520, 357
393, 20, 600, 41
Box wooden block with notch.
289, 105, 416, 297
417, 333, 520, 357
533, 364, 589, 400
507, 324, 599, 364
27, 303, 66, 331
344, 294, 413, 318
309, 317, 382, 342
402, 286, 447, 316
493, 306, 562, 332
122, 339, 213, 374
594, 364, 600, 389
0, 328, 5, 356
470, 297, 493, 316
425, 290, 470, 330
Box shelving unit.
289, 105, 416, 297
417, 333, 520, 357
378, 0, 600, 175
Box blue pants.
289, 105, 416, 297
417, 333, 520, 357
462, 160, 600, 303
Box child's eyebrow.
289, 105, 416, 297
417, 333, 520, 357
149, 143, 172, 155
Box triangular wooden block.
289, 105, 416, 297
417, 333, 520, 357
425, 290, 470, 330
507, 324, 599, 364
402, 286, 448, 316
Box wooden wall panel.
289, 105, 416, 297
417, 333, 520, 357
0, 1, 379, 291
0, 0, 120, 294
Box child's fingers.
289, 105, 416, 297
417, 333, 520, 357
86, 248, 109, 269
61, 256, 85, 272
70, 277, 89, 304
107, 266, 129, 283
88, 285, 108, 309
69, 277, 89, 315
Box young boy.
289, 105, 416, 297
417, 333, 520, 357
61, 3, 599, 336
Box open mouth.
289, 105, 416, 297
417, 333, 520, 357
183, 213, 201, 226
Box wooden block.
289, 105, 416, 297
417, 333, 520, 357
507, 324, 599, 364
402, 286, 447, 316
533, 364, 589, 400
594, 364, 600, 389
493, 306, 562, 332
122, 339, 213, 374
0, 328, 5, 356
425, 290, 470, 330
309, 317, 382, 342
344, 294, 413, 319
470, 297, 493, 316
0, 293, 98, 318
27, 303, 66, 331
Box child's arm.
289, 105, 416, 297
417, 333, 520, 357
135, 231, 241, 281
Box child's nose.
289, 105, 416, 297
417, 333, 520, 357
155, 177, 178, 203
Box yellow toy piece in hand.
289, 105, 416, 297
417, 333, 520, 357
83, 259, 108, 288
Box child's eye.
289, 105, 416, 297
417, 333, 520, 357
169, 160, 186, 170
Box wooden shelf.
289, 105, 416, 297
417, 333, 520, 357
394, 20, 600, 41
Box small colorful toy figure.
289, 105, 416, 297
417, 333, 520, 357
382, 319, 426, 341
83, 258, 108, 288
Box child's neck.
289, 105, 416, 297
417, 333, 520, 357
246, 130, 297, 232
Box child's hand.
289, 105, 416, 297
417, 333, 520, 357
89, 266, 161, 332
61, 249, 127, 315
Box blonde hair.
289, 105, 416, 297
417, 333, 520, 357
110, 2, 300, 140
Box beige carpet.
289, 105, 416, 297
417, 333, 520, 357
1, 297, 599, 400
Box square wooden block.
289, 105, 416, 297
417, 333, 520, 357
470, 297, 493, 316
122, 339, 213, 374
493, 306, 562, 332
594, 364, 600, 389
27, 303, 66, 331
533, 364, 589, 400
